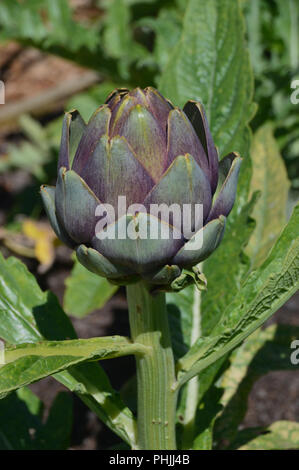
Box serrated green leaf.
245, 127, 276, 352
159, 0, 255, 160
0, 254, 136, 447
246, 124, 290, 267
0, 336, 145, 397
238, 421, 299, 450
64, 259, 118, 318
0, 255, 76, 344
177, 204, 299, 386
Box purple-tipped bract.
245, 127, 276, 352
41, 87, 242, 287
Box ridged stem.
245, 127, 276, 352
126, 281, 177, 450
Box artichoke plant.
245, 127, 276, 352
41, 87, 241, 290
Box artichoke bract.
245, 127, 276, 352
41, 87, 242, 289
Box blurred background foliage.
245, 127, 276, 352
0, 0, 297, 366
0, 0, 298, 450
0, 0, 298, 195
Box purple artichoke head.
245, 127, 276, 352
41, 87, 241, 289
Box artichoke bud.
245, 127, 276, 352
41, 87, 242, 290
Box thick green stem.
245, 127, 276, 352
126, 282, 177, 450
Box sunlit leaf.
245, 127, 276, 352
0, 254, 136, 446
0, 336, 144, 397
246, 124, 290, 267
178, 205, 299, 385
238, 421, 299, 450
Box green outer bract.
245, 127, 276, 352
41, 87, 242, 289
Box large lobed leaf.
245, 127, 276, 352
178, 204, 299, 385
246, 123, 290, 267
0, 254, 136, 446
159, 0, 256, 162
0, 336, 144, 398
